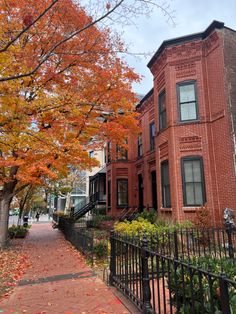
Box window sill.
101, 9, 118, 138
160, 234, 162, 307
160, 207, 172, 212
177, 119, 200, 125
116, 159, 129, 162
183, 207, 201, 213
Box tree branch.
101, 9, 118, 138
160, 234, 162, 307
0, 0, 125, 82
0, 0, 59, 53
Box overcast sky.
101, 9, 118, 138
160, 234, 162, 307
121, 0, 236, 96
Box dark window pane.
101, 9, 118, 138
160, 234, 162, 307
108, 181, 111, 207
150, 123, 155, 151
138, 134, 142, 157
161, 161, 171, 208
182, 157, 205, 206
159, 91, 167, 130
117, 179, 128, 206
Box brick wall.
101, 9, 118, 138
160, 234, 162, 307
106, 23, 236, 226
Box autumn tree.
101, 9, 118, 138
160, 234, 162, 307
0, 0, 173, 248
12, 186, 46, 224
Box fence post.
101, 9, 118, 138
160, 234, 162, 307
141, 234, 152, 314
226, 224, 234, 259
219, 275, 231, 314
174, 230, 179, 260
91, 229, 94, 267
109, 230, 116, 286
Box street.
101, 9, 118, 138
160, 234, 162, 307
8, 214, 52, 226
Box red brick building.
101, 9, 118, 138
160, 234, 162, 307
106, 21, 236, 225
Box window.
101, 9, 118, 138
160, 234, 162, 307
104, 147, 107, 164
89, 151, 94, 158
107, 142, 111, 163
116, 139, 128, 160
182, 156, 206, 206
150, 122, 155, 151
137, 134, 143, 157
108, 180, 111, 207
117, 179, 128, 207
161, 161, 171, 208
159, 91, 167, 130
178, 82, 198, 121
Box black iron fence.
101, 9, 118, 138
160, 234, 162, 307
58, 217, 94, 264
147, 227, 236, 260
109, 228, 236, 314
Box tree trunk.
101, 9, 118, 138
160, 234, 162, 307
17, 203, 24, 226
0, 194, 11, 249
64, 192, 71, 215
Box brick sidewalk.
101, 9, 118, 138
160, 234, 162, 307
0, 223, 131, 314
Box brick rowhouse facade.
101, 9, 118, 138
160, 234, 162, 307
106, 21, 236, 225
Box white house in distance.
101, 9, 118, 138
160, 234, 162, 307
51, 147, 107, 214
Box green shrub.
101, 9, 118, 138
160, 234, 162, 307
87, 214, 113, 228
8, 225, 29, 238
93, 240, 109, 260
114, 217, 193, 238
167, 257, 236, 313
92, 207, 107, 215
136, 209, 158, 224
114, 217, 157, 237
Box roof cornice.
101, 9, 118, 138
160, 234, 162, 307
136, 88, 154, 109
147, 20, 225, 69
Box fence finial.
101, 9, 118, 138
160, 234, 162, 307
223, 208, 235, 227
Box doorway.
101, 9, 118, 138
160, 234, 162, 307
151, 171, 157, 210
138, 174, 144, 212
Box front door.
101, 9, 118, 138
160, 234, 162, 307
138, 174, 144, 212
151, 171, 157, 210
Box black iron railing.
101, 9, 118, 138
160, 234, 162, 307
109, 228, 236, 314
71, 192, 107, 221
147, 227, 236, 260
58, 217, 94, 264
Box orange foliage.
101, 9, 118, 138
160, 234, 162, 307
194, 203, 212, 228
0, 0, 140, 191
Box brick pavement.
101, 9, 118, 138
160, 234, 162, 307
0, 223, 131, 314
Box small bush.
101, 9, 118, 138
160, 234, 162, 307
136, 209, 158, 224
194, 203, 212, 228
93, 240, 109, 260
8, 225, 29, 238
114, 217, 157, 237
87, 214, 113, 228
114, 217, 194, 239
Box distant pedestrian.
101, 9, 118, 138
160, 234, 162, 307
36, 212, 40, 222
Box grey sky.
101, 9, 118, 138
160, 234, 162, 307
122, 0, 236, 95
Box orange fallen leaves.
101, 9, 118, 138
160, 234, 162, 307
0, 243, 29, 300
